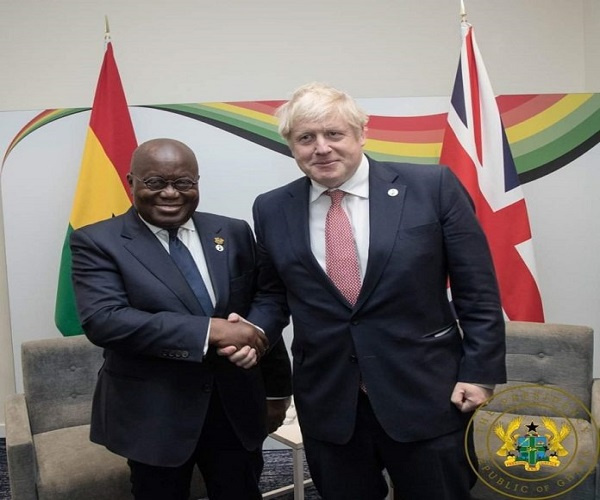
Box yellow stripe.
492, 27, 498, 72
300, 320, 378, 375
364, 138, 440, 158
506, 94, 594, 142
203, 102, 278, 125
70, 128, 131, 229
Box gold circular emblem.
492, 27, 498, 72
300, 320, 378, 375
466, 384, 599, 499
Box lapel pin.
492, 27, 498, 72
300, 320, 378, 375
388, 188, 399, 197
214, 237, 225, 252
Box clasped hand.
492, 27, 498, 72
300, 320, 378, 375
210, 313, 267, 369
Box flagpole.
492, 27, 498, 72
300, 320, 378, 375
460, 0, 467, 23
104, 15, 111, 43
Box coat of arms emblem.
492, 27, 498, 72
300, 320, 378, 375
494, 416, 571, 471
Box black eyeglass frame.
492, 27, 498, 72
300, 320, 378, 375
130, 174, 199, 192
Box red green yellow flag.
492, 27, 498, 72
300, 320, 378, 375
55, 36, 137, 335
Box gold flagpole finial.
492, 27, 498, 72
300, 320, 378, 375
460, 0, 468, 23
104, 15, 111, 42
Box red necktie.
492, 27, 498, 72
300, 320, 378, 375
325, 190, 361, 305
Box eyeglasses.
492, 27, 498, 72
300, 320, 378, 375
130, 174, 199, 192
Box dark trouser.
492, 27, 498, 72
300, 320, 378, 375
128, 389, 263, 500
303, 391, 475, 500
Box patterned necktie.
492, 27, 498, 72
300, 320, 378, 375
168, 228, 214, 316
325, 190, 362, 305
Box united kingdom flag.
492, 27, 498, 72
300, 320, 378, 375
440, 23, 545, 322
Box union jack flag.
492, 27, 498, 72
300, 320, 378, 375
440, 23, 545, 322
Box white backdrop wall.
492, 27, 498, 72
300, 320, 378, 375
1, 0, 599, 434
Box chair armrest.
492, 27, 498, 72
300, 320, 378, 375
4, 393, 38, 500
593, 380, 600, 500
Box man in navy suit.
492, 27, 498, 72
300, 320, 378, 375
70, 138, 291, 500
245, 83, 506, 499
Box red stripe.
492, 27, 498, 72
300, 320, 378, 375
498, 94, 566, 127
465, 28, 483, 166
479, 197, 544, 322
89, 42, 137, 198
232, 101, 286, 114
367, 114, 447, 131
439, 126, 480, 201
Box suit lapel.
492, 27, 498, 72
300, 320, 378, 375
121, 208, 205, 315
282, 178, 341, 299
356, 159, 406, 309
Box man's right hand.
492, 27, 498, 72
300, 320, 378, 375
209, 313, 268, 357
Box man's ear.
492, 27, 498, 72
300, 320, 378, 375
359, 126, 367, 147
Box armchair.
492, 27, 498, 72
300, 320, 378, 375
4, 335, 206, 500
470, 321, 599, 500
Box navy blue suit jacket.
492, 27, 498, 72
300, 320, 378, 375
71, 207, 291, 467
249, 157, 506, 445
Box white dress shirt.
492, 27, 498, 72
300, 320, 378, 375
308, 155, 370, 279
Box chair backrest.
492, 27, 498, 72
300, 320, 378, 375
484, 321, 594, 420
21, 335, 104, 435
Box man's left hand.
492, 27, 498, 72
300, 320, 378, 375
266, 397, 292, 434
450, 382, 493, 413
218, 345, 258, 368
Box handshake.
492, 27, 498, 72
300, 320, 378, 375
209, 313, 268, 369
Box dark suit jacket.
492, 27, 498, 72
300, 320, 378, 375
249, 157, 506, 445
70, 207, 291, 467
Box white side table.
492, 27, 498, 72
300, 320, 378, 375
263, 403, 313, 500
262, 402, 394, 500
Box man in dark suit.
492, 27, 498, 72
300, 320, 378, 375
244, 83, 506, 499
70, 138, 291, 500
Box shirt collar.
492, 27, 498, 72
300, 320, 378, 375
138, 213, 196, 236
309, 154, 370, 203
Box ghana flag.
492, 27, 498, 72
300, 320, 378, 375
54, 34, 137, 335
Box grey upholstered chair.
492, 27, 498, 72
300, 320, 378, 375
470, 321, 599, 500
4, 335, 206, 500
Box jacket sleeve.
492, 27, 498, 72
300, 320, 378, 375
246, 195, 291, 344
440, 166, 507, 384
260, 336, 292, 398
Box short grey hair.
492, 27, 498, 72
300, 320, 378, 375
276, 82, 368, 141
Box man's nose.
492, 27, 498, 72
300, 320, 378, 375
159, 183, 179, 196
314, 136, 331, 154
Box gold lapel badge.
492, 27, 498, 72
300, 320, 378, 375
214, 237, 225, 252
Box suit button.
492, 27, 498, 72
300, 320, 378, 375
202, 384, 212, 393
182, 351, 189, 358
351, 319, 360, 325
349, 355, 358, 363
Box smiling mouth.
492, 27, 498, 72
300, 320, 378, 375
157, 205, 182, 211
313, 160, 338, 167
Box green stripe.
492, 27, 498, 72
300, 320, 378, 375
514, 107, 600, 174
512, 94, 600, 159
151, 103, 286, 145
365, 151, 438, 164
55, 225, 84, 336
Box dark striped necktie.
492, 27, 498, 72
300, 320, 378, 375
167, 228, 214, 316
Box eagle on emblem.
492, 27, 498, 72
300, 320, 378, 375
541, 416, 571, 456
494, 416, 522, 456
